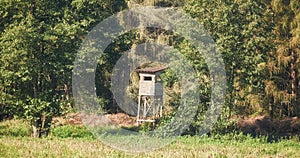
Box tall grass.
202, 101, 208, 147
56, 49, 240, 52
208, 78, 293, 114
0, 119, 31, 137
0, 135, 299, 157
1, 119, 299, 157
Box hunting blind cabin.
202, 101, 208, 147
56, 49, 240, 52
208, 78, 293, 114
136, 66, 168, 125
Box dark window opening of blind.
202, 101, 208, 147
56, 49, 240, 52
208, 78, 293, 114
144, 76, 152, 81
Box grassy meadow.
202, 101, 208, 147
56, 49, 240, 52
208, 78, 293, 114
0, 119, 299, 157
1, 135, 299, 157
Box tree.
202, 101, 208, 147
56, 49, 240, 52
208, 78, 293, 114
0, 0, 127, 136
184, 0, 274, 117
264, 0, 300, 117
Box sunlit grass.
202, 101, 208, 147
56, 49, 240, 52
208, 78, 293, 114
0, 135, 299, 157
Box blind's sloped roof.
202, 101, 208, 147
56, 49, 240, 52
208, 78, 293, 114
136, 66, 168, 74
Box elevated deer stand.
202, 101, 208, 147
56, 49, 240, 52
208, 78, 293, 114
136, 66, 167, 125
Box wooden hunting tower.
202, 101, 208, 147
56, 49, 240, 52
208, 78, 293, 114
136, 66, 168, 125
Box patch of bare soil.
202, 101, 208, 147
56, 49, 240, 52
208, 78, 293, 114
52, 113, 137, 127
106, 113, 137, 127
52, 113, 83, 127
238, 115, 300, 137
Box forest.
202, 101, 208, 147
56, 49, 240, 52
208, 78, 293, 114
0, 0, 300, 156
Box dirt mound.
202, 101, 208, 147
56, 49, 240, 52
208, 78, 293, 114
238, 116, 300, 137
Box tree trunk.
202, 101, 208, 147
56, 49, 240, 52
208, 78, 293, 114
290, 50, 296, 116
31, 122, 40, 138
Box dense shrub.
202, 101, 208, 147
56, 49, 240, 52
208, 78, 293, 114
189, 106, 239, 136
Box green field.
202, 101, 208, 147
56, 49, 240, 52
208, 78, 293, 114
1, 135, 299, 158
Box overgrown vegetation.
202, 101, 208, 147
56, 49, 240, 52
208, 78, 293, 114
0, 0, 300, 142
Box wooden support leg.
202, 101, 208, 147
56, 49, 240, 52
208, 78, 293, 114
137, 95, 141, 126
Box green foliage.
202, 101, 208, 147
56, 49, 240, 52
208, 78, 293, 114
160, 69, 179, 87
210, 107, 238, 135
190, 105, 238, 136
97, 97, 110, 111
138, 122, 155, 133
50, 125, 94, 139
0, 0, 128, 133
263, 0, 300, 117
0, 119, 31, 137
23, 98, 58, 137
95, 31, 137, 113
184, 0, 276, 116
0, 0, 300, 139
24, 98, 54, 122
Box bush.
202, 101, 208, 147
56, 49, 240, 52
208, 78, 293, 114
50, 125, 95, 139
0, 119, 31, 137
190, 105, 238, 136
